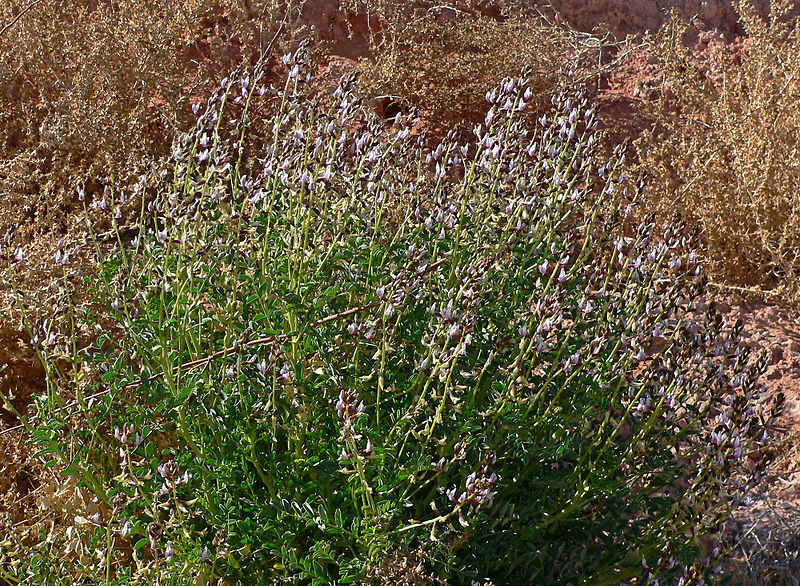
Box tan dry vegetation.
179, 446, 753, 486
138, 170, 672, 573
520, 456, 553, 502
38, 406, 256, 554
353, 0, 621, 133
635, 0, 800, 307
0, 0, 325, 247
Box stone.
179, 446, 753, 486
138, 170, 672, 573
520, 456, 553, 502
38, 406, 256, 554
767, 367, 783, 380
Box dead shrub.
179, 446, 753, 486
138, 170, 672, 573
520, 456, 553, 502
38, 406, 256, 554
0, 0, 321, 245
635, 0, 800, 306
350, 0, 604, 131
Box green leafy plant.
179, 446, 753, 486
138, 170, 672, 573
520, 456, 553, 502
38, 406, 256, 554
3, 41, 779, 584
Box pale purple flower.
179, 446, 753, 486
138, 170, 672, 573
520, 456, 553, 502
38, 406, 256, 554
54, 249, 70, 266
278, 363, 293, 382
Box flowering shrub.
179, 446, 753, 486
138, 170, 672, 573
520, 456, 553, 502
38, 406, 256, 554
4, 41, 780, 584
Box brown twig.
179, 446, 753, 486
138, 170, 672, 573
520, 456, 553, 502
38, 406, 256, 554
140, 299, 385, 385
0, 0, 43, 39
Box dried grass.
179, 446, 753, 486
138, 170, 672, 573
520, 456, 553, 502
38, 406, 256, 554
725, 435, 800, 585
0, 0, 320, 248
635, 0, 800, 308
350, 1, 608, 131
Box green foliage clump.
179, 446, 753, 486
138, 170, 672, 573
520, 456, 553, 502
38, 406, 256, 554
3, 42, 778, 584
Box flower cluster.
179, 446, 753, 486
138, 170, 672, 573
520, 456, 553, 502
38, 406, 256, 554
445, 452, 498, 524
335, 388, 372, 461
157, 460, 192, 496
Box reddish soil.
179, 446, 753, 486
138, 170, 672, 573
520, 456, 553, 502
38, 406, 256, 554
545, 0, 800, 38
